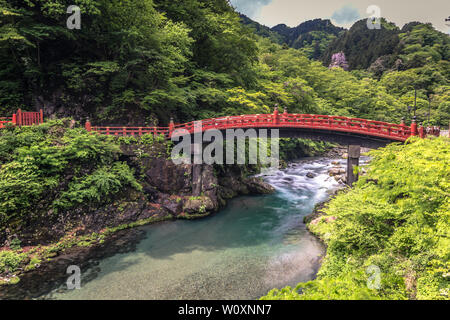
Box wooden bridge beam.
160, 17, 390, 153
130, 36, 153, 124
347, 145, 360, 187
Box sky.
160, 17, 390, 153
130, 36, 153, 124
229, 0, 450, 33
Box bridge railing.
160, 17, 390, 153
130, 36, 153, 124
0, 109, 44, 128
0, 117, 13, 126
85, 111, 441, 142
90, 126, 170, 137
168, 114, 412, 141
16, 109, 44, 126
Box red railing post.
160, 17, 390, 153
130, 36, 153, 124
273, 106, 279, 125
12, 113, 17, 125
85, 118, 92, 132
17, 109, 22, 126
169, 117, 175, 137
418, 124, 425, 138
410, 117, 417, 137
400, 117, 406, 126
400, 117, 406, 136
39, 109, 43, 124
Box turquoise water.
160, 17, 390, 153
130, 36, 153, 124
43, 158, 342, 300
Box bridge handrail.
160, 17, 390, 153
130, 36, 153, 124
85, 113, 420, 141
91, 126, 170, 137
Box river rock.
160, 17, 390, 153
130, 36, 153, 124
329, 167, 345, 176
244, 177, 275, 194
306, 172, 316, 179
183, 196, 215, 214
145, 158, 192, 194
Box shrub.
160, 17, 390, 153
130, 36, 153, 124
0, 121, 142, 235
0, 251, 26, 273
262, 137, 450, 300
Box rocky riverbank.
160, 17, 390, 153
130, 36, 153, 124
0, 133, 342, 297
0, 137, 275, 294
303, 146, 372, 239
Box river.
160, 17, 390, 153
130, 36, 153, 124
40, 157, 345, 300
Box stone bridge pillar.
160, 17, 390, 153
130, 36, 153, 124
347, 145, 360, 187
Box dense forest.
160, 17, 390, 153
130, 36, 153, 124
0, 0, 449, 127
0, 0, 449, 300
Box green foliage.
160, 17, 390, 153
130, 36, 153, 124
140, 134, 155, 145
9, 238, 21, 251
262, 276, 381, 300
279, 138, 331, 160
0, 250, 26, 273
0, 1, 448, 127
0, 120, 141, 235
322, 19, 400, 70
263, 137, 450, 300
54, 162, 142, 211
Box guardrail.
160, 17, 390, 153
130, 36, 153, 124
85, 108, 441, 142
0, 109, 43, 128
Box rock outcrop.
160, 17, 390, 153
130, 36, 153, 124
8, 143, 275, 246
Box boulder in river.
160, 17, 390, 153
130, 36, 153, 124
183, 196, 215, 214
328, 167, 345, 176
244, 177, 275, 194
306, 172, 316, 179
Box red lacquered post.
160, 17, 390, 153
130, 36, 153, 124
17, 109, 22, 126
169, 117, 175, 138
273, 106, 279, 125
410, 117, 417, 137
400, 117, 406, 136
12, 113, 17, 125
40, 109, 44, 124
418, 124, 425, 138
85, 118, 92, 132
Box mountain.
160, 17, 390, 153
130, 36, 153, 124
240, 15, 344, 59
322, 19, 450, 73
240, 14, 449, 78
239, 14, 284, 44
321, 19, 401, 70
271, 19, 345, 47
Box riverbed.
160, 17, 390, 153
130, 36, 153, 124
39, 157, 344, 300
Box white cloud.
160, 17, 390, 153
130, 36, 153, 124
331, 4, 361, 25
229, 0, 273, 18
241, 0, 450, 33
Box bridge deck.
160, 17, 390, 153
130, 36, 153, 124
90, 113, 418, 143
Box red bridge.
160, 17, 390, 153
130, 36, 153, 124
0, 107, 442, 186
85, 107, 439, 149
0, 107, 441, 148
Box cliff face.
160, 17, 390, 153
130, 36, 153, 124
2, 143, 274, 247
